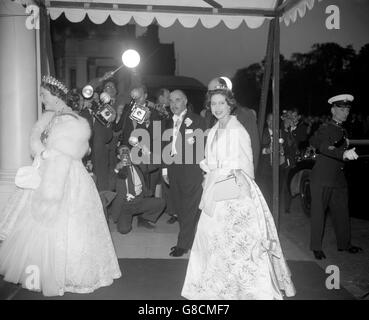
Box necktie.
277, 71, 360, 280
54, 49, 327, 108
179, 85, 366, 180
171, 118, 181, 156
175, 118, 181, 128
127, 166, 135, 196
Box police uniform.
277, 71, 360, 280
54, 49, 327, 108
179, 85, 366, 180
309, 94, 361, 258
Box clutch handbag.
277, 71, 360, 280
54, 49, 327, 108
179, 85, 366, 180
213, 174, 240, 202
15, 158, 41, 190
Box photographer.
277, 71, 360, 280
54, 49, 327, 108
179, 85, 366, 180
77, 83, 115, 191
280, 109, 308, 213
109, 145, 166, 234
118, 85, 156, 147
118, 86, 163, 194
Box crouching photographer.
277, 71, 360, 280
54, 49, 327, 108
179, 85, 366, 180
109, 145, 166, 234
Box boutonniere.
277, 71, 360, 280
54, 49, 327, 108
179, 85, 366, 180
187, 137, 195, 145
184, 117, 193, 127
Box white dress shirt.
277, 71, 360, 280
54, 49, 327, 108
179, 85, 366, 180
171, 109, 187, 156
163, 109, 187, 176
130, 165, 143, 196
114, 165, 142, 196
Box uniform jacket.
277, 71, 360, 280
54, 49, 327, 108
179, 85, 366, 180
310, 120, 348, 187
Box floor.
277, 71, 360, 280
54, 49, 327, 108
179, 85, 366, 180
279, 197, 369, 300
1, 198, 368, 300
110, 211, 313, 261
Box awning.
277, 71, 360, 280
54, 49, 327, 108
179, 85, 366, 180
37, 0, 322, 29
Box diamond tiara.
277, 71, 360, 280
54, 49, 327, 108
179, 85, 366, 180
42, 75, 69, 95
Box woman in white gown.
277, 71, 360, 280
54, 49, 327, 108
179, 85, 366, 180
0, 76, 121, 296
181, 87, 296, 300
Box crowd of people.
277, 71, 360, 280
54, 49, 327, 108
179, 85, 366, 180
257, 96, 364, 260
0, 71, 365, 298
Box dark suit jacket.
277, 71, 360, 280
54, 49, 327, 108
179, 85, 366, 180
79, 108, 113, 190
117, 101, 160, 152
280, 123, 308, 168
117, 103, 135, 148
163, 109, 207, 168
115, 164, 152, 200
235, 106, 260, 169
310, 121, 348, 187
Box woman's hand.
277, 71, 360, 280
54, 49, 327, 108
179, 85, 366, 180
234, 169, 251, 198
41, 148, 62, 160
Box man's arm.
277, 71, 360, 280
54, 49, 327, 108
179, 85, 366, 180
310, 125, 345, 160
88, 71, 115, 90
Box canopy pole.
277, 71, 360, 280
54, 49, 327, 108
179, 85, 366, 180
272, 16, 281, 230
257, 19, 275, 139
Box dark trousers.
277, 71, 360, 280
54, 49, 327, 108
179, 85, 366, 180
168, 165, 202, 250
310, 184, 351, 251
148, 169, 161, 195
109, 179, 166, 234
111, 195, 165, 234
162, 176, 175, 216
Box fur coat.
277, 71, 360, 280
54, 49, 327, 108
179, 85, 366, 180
30, 111, 91, 202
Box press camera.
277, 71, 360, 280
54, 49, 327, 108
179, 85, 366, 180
129, 99, 151, 125
82, 85, 116, 127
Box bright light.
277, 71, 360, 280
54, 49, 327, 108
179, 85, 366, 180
122, 49, 140, 68
82, 85, 94, 99
220, 76, 232, 90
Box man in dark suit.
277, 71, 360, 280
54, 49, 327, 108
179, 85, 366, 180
155, 88, 177, 224
162, 90, 207, 257
206, 77, 260, 170
79, 91, 113, 191
309, 94, 363, 260
257, 112, 288, 213
109, 145, 166, 234
279, 109, 308, 214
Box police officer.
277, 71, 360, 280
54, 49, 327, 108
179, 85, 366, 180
309, 94, 363, 260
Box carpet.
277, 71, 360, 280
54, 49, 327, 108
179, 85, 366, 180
0, 260, 354, 300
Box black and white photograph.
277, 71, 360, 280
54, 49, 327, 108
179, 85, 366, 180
0, 0, 369, 305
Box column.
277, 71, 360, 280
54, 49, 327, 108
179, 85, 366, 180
0, 0, 38, 206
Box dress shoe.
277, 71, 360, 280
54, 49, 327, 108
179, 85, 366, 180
137, 217, 155, 229
167, 215, 178, 224
338, 245, 363, 254
313, 250, 326, 260
169, 247, 188, 257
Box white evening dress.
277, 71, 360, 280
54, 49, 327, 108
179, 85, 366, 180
0, 110, 121, 296
181, 115, 296, 300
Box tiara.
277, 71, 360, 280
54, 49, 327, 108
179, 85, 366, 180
213, 84, 228, 90
42, 75, 69, 95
